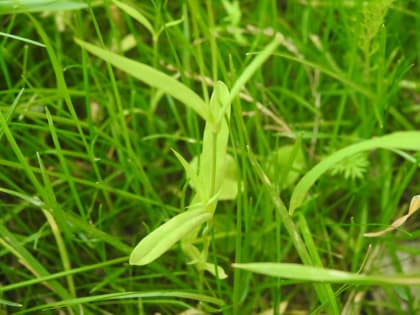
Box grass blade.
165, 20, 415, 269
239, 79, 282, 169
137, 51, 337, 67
16, 291, 224, 314
74, 38, 209, 121
230, 34, 282, 102
0, 1, 87, 14
233, 263, 420, 285
289, 131, 420, 214
112, 0, 155, 37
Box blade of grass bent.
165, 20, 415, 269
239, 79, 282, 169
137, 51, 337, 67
74, 38, 209, 121
289, 131, 420, 215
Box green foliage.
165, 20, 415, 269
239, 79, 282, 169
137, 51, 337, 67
289, 132, 420, 215
357, 0, 395, 56
233, 262, 420, 285
330, 152, 369, 180
265, 142, 306, 190
129, 208, 212, 266
1, 1, 419, 314
74, 38, 210, 121
129, 82, 235, 275
76, 33, 279, 277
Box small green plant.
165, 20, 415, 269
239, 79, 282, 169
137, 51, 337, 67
76, 23, 281, 277
130, 81, 235, 278
329, 152, 369, 180
357, 0, 395, 60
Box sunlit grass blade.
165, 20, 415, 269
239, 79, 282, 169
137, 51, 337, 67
0, 0, 87, 14
111, 0, 155, 37
129, 209, 212, 265
0, 298, 22, 308
233, 263, 420, 285
230, 34, 283, 102
289, 131, 420, 214
0, 32, 45, 47
74, 38, 209, 121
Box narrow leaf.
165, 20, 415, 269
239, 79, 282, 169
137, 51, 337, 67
112, 0, 155, 37
233, 263, 420, 285
230, 34, 282, 102
74, 38, 209, 121
129, 209, 211, 265
0, 1, 87, 14
289, 131, 420, 214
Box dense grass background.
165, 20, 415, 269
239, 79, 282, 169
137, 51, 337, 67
1, 1, 419, 314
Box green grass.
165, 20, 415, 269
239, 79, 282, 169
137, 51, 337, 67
1, 1, 420, 314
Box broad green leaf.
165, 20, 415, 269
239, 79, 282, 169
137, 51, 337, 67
289, 131, 420, 215
265, 143, 306, 190
198, 81, 231, 200
190, 153, 238, 201
233, 263, 420, 285
129, 208, 211, 265
218, 154, 238, 200
112, 0, 155, 37
74, 38, 209, 121
203, 262, 228, 279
